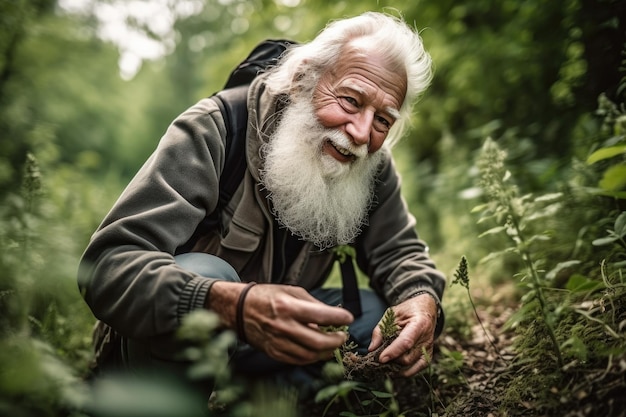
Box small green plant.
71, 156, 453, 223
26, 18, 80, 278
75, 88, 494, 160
176, 310, 236, 387
314, 379, 366, 416
451, 256, 502, 360
474, 137, 565, 368
315, 377, 412, 417
340, 308, 402, 381
317, 309, 416, 417
379, 307, 400, 342
0, 154, 92, 416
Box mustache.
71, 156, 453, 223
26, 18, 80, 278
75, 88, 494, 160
322, 129, 369, 160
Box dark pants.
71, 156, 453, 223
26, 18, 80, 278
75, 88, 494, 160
121, 253, 387, 391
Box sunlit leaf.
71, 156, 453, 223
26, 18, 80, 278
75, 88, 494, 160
599, 164, 626, 191
586, 145, 626, 164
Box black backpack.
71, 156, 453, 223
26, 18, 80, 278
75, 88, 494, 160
176, 39, 294, 254
214, 39, 297, 210
178, 39, 362, 317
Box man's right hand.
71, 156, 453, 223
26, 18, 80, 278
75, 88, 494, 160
208, 281, 354, 365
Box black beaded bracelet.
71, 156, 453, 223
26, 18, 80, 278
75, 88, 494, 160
236, 281, 257, 344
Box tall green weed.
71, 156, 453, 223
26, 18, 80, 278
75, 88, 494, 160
465, 91, 626, 412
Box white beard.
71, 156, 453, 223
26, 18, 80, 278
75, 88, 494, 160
260, 97, 383, 249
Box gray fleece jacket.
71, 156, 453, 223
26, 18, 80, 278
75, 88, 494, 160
78, 75, 446, 356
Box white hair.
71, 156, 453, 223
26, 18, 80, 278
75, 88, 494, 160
264, 11, 433, 147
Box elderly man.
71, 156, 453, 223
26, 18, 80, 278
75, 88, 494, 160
78, 11, 445, 390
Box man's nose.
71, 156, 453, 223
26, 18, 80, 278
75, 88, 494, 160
345, 111, 373, 147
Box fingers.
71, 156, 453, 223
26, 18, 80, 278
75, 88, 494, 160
378, 328, 418, 363
368, 323, 383, 351
252, 318, 348, 365
242, 284, 353, 364
373, 300, 437, 377
289, 299, 354, 327
262, 328, 345, 364
398, 351, 431, 377
252, 284, 354, 327
378, 332, 434, 377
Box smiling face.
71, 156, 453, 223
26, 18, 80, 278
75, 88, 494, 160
259, 43, 408, 248
312, 43, 407, 159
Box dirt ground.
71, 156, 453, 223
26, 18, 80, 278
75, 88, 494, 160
400, 305, 624, 417
307, 304, 626, 417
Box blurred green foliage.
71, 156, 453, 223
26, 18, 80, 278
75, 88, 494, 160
1, 0, 625, 415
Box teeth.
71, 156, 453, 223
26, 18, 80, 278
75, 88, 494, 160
335, 144, 353, 157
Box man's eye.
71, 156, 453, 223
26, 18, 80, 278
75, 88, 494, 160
342, 96, 358, 107
375, 115, 391, 129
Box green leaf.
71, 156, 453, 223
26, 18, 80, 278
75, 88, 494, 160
545, 260, 581, 280
371, 390, 394, 398
595, 189, 626, 199
478, 247, 518, 264
592, 234, 619, 246
471, 203, 489, 213
613, 260, 626, 268
533, 192, 563, 203
478, 226, 507, 238
565, 274, 605, 293
439, 345, 464, 361
504, 302, 538, 330
599, 164, 626, 191
614, 212, 626, 237
525, 234, 551, 246
314, 385, 340, 403
586, 145, 626, 164
315, 381, 363, 403
561, 336, 588, 361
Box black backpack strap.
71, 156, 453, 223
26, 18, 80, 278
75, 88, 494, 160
338, 255, 363, 318
212, 84, 250, 208
175, 85, 249, 255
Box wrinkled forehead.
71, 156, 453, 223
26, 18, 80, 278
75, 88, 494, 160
332, 40, 408, 107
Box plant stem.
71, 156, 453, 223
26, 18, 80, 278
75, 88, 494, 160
466, 287, 505, 362
508, 213, 564, 368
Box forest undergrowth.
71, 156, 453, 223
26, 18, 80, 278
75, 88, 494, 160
2, 35, 626, 417
2, 94, 626, 416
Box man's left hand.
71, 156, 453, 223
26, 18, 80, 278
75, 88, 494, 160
368, 293, 438, 377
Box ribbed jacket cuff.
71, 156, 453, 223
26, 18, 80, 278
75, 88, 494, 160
177, 276, 216, 323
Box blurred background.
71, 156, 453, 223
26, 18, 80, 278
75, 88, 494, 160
1, 0, 625, 415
